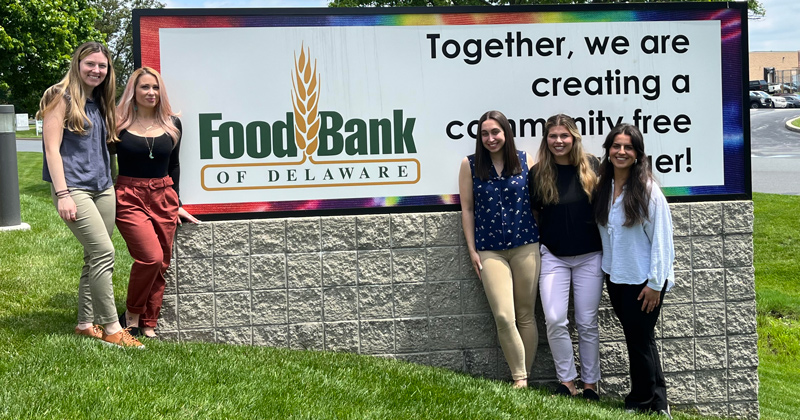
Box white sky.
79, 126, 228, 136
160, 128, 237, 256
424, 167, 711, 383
164, 0, 799, 52
748, 0, 799, 51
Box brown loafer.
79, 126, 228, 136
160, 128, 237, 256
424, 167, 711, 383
101, 328, 145, 349
74, 325, 103, 339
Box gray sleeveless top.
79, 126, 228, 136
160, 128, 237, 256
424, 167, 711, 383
42, 99, 112, 191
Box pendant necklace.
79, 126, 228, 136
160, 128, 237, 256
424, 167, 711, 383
143, 136, 155, 159
136, 118, 156, 159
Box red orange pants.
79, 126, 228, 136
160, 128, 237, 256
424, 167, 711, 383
115, 175, 179, 328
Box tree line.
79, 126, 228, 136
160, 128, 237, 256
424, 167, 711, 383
1, 0, 163, 114
328, 0, 764, 15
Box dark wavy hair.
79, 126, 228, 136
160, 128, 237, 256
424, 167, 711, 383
594, 123, 653, 227
473, 110, 521, 181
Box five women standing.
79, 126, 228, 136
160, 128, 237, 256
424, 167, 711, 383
41, 41, 674, 414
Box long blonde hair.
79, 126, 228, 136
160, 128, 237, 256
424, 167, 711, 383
36, 42, 118, 144
116, 67, 181, 145
534, 114, 597, 205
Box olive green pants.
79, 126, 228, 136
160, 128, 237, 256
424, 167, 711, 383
52, 186, 118, 325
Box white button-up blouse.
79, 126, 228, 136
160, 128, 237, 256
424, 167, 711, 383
598, 180, 675, 292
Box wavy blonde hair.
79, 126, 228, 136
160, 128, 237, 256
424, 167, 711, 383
36, 42, 118, 144
116, 67, 181, 145
534, 114, 597, 205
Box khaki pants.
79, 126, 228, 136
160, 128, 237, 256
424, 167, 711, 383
478, 243, 541, 380
52, 186, 117, 325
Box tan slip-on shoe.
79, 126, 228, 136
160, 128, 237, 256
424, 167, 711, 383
101, 328, 145, 349
74, 325, 103, 339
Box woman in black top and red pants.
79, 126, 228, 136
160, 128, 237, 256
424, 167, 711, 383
114, 67, 199, 339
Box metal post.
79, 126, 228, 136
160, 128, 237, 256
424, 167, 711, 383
0, 104, 31, 231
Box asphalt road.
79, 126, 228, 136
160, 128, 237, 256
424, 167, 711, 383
12, 110, 800, 195
750, 108, 800, 195
15, 138, 41, 153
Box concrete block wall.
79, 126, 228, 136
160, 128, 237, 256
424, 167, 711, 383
159, 200, 758, 419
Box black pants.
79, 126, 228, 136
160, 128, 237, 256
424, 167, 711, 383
606, 277, 668, 412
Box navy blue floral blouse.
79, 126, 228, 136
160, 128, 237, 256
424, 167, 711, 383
468, 150, 539, 251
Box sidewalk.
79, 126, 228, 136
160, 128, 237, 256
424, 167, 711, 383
16, 138, 42, 153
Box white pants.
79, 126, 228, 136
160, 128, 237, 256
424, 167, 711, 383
539, 245, 603, 384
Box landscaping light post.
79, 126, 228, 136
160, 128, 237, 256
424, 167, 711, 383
0, 104, 31, 231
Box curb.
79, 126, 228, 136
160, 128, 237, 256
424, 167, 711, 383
788, 116, 800, 133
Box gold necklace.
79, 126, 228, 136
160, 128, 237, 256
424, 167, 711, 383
136, 118, 156, 133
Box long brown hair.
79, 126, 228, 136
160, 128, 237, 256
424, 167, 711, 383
594, 123, 652, 227
473, 110, 521, 181
116, 67, 181, 145
36, 42, 118, 144
534, 114, 597, 205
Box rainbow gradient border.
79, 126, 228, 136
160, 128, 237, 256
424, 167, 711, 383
134, 4, 750, 216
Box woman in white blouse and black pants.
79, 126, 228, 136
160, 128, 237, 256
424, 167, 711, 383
594, 123, 675, 419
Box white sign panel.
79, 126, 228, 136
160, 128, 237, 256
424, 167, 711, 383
15, 114, 28, 131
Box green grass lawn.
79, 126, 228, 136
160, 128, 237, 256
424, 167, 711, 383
13, 126, 41, 138
1, 153, 796, 419
753, 192, 800, 420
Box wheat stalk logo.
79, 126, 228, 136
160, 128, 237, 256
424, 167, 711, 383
291, 43, 321, 158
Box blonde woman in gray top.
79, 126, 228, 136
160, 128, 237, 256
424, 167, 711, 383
39, 41, 143, 349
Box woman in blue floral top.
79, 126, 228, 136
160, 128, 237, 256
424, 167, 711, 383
458, 110, 540, 388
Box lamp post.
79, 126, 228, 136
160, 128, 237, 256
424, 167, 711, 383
0, 104, 31, 232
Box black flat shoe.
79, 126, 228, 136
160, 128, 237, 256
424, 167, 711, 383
582, 388, 599, 401
118, 311, 140, 337
554, 384, 574, 397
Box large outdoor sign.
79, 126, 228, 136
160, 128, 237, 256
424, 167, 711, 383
133, 2, 750, 217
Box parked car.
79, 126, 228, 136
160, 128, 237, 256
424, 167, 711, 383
771, 95, 787, 108
749, 80, 768, 91
750, 91, 771, 108
780, 94, 800, 108
751, 90, 772, 108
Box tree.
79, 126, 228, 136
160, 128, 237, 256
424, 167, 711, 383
89, 0, 165, 96
328, 0, 765, 17
0, 0, 104, 113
